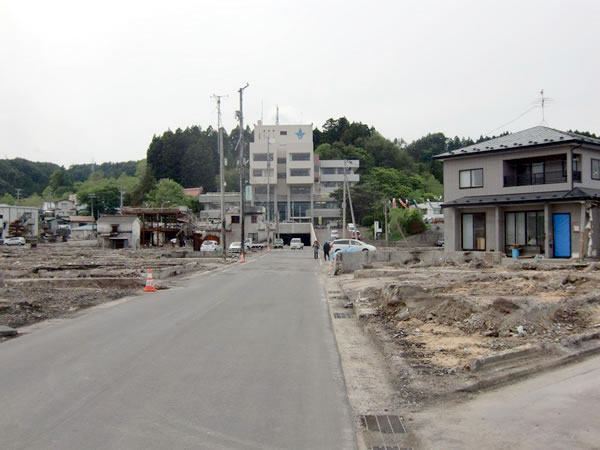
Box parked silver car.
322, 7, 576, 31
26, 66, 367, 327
228, 242, 242, 253
330, 239, 376, 253
200, 240, 222, 252
3, 237, 26, 246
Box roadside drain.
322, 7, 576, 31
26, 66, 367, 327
360, 414, 412, 450
361, 415, 406, 434
333, 312, 353, 319
371, 446, 412, 450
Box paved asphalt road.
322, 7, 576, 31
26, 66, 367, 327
413, 354, 600, 449
0, 250, 356, 450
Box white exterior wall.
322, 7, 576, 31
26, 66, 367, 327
0, 205, 39, 238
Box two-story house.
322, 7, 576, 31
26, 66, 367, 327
435, 126, 600, 258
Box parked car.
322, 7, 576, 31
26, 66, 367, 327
435, 237, 445, 247
200, 240, 221, 252
330, 239, 376, 253
290, 238, 304, 250
243, 238, 253, 250
3, 236, 26, 246
250, 241, 266, 249
273, 238, 284, 249
228, 242, 242, 253
347, 223, 356, 232
351, 230, 362, 240
330, 229, 339, 238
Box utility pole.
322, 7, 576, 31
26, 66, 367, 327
212, 93, 228, 257
345, 160, 356, 232
342, 168, 347, 239
384, 200, 389, 242
15, 188, 22, 205
237, 83, 249, 260
119, 186, 125, 214
88, 193, 97, 219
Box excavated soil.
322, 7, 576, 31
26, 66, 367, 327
340, 260, 600, 406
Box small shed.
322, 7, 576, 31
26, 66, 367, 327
97, 215, 141, 249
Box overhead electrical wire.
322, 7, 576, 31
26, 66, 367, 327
482, 105, 539, 137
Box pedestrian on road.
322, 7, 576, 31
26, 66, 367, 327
312, 240, 320, 260
323, 241, 330, 260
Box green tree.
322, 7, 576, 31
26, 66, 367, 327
145, 179, 190, 207
0, 193, 16, 205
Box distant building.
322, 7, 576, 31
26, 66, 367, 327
55, 199, 76, 217
412, 201, 444, 223
121, 206, 195, 247
249, 121, 359, 226
0, 204, 39, 239
97, 215, 141, 249
183, 187, 204, 197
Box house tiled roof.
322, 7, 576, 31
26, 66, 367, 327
435, 126, 600, 160
442, 187, 600, 208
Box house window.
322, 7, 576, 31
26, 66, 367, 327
505, 211, 544, 253
111, 224, 119, 233
290, 153, 311, 161
592, 159, 600, 180
231, 215, 240, 224
251, 215, 257, 223
277, 172, 286, 179
322, 168, 336, 174
572, 156, 582, 183
280, 131, 287, 136
291, 187, 311, 194
252, 169, 263, 177
253, 153, 273, 162
290, 168, 310, 176
277, 157, 286, 164
461, 213, 485, 250
459, 169, 483, 188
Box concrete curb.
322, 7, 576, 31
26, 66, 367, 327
470, 344, 541, 372
458, 341, 600, 393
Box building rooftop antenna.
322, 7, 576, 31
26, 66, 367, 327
533, 88, 555, 125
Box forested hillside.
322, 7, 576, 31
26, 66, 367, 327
3, 118, 594, 221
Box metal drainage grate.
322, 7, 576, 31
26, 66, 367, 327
333, 312, 353, 319
361, 415, 406, 434
371, 447, 412, 450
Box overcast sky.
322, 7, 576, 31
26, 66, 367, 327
1, 0, 599, 166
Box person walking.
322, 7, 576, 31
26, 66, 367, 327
323, 241, 330, 261
312, 240, 320, 260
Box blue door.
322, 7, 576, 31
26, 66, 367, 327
553, 213, 571, 258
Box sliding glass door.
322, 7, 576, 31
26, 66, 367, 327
462, 213, 486, 250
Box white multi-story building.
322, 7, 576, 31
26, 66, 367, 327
249, 121, 360, 226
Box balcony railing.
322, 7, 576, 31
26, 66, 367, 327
503, 170, 572, 187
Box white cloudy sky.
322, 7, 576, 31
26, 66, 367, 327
1, 0, 598, 166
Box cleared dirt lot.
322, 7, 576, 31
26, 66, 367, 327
336, 257, 600, 408
0, 243, 228, 329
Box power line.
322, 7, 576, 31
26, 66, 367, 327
482, 105, 539, 137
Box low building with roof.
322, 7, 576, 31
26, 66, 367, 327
435, 126, 600, 258
97, 215, 141, 249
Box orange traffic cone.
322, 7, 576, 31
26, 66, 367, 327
144, 268, 157, 292
240, 252, 246, 264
